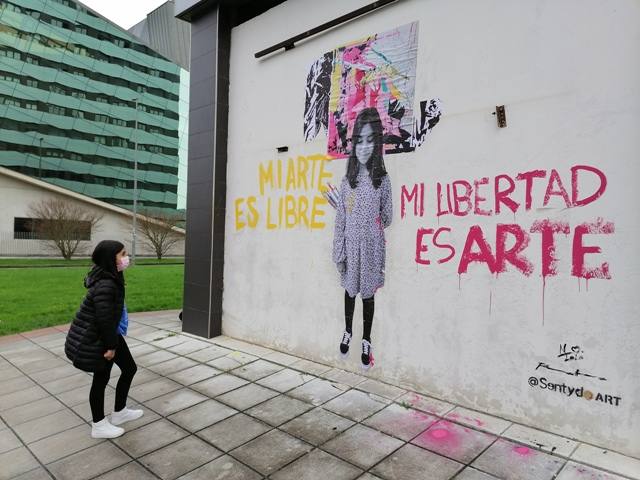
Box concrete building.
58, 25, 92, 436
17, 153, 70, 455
129, 0, 191, 210
0, 165, 184, 257
175, 0, 639, 458
0, 0, 185, 213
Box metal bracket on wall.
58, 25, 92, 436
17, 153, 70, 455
254, 0, 399, 59
493, 105, 507, 128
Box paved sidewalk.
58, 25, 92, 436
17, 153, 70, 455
1, 311, 638, 480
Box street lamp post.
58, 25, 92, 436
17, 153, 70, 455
132, 98, 138, 263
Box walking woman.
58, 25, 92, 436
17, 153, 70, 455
65, 240, 142, 438
332, 107, 393, 370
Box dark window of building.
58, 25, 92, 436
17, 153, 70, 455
13, 217, 91, 240
13, 217, 92, 241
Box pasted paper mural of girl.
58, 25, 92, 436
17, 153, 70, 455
329, 107, 393, 370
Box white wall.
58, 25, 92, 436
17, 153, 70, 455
223, 0, 640, 456
0, 173, 185, 257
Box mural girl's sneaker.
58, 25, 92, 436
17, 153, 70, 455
339, 331, 352, 357
91, 418, 124, 439
361, 339, 373, 370
110, 406, 144, 426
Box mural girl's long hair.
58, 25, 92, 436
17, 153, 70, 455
346, 107, 387, 189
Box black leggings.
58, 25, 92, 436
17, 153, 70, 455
90, 336, 137, 423
344, 291, 374, 342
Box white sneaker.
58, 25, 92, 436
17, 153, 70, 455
91, 418, 124, 438
110, 407, 144, 426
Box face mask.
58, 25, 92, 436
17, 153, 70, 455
117, 255, 130, 272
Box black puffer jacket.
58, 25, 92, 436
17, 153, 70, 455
65, 266, 125, 372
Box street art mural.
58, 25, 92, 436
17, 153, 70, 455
233, 153, 333, 231
226, 2, 637, 457
303, 22, 442, 157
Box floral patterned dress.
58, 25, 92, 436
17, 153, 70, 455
332, 168, 393, 298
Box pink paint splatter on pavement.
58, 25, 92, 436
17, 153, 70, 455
430, 428, 449, 439
513, 446, 533, 456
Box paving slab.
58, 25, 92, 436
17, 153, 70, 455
215, 383, 279, 410
196, 413, 272, 452
262, 351, 301, 366
10, 466, 54, 480
177, 454, 261, 480
288, 378, 349, 406
471, 438, 565, 480
0, 446, 41, 479
271, 448, 363, 480
144, 388, 209, 416
230, 428, 312, 476
184, 345, 232, 363
129, 377, 183, 402
168, 399, 238, 432
167, 339, 212, 355
92, 461, 159, 480
28, 424, 103, 464
136, 350, 180, 367
0, 375, 36, 396
322, 368, 368, 387
149, 357, 199, 376
231, 359, 285, 381
29, 364, 79, 384
190, 373, 249, 397
14, 408, 83, 444
21, 358, 69, 374
356, 379, 407, 400
411, 419, 497, 464
128, 343, 160, 358
371, 443, 464, 480
167, 364, 220, 386
454, 468, 500, 479
0, 427, 22, 454
0, 385, 50, 411
245, 393, 312, 426
363, 402, 438, 441
323, 389, 388, 422
113, 419, 189, 458
396, 392, 455, 417
502, 423, 578, 457
140, 435, 222, 480
289, 358, 333, 376
323, 424, 404, 470
256, 368, 315, 392
571, 444, 640, 479
47, 442, 131, 480
280, 407, 355, 446
0, 395, 67, 426
445, 407, 512, 436
556, 461, 629, 480
41, 371, 92, 395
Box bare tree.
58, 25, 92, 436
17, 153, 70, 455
138, 209, 184, 260
28, 198, 102, 259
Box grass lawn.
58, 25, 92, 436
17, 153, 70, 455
0, 264, 183, 336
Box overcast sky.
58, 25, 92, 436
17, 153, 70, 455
78, 0, 170, 29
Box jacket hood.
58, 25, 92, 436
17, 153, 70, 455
84, 265, 119, 289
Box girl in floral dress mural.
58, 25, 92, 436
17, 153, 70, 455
332, 107, 393, 370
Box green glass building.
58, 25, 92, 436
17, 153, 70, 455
0, 0, 185, 213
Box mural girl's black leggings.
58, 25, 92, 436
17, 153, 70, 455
345, 290, 375, 341
89, 335, 137, 423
